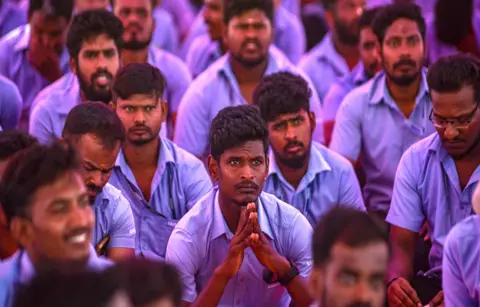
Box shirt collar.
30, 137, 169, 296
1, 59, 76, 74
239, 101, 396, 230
210, 188, 275, 241
13, 24, 30, 52
351, 62, 368, 86
427, 133, 449, 162
369, 68, 429, 105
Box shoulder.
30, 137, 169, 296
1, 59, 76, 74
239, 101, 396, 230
312, 142, 354, 172
402, 133, 438, 163
0, 25, 25, 49
100, 183, 124, 205
0, 252, 19, 283
174, 191, 214, 235
445, 215, 480, 253
149, 47, 189, 74
164, 139, 204, 168
260, 192, 305, 226
185, 57, 225, 92
0, 75, 20, 95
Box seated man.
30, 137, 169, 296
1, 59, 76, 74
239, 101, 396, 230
387, 54, 480, 307
108, 63, 212, 260
62, 102, 136, 261
310, 207, 389, 307
443, 183, 480, 306
166, 105, 313, 307
175, 0, 323, 158
0, 0, 73, 129
254, 72, 365, 226
0, 142, 112, 306
0, 131, 38, 260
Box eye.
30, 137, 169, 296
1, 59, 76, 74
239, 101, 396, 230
145, 106, 155, 112
124, 106, 134, 112
50, 203, 68, 214
229, 159, 240, 166
252, 159, 262, 166
339, 273, 357, 286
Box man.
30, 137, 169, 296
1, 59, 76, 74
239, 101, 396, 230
443, 183, 480, 306
310, 207, 389, 307
166, 105, 313, 307
0, 131, 38, 260
62, 102, 136, 261
175, 0, 324, 158
185, 0, 306, 79
112, 0, 192, 136
254, 72, 365, 226
29, 9, 123, 144
108, 63, 212, 260
0, 76, 22, 130
386, 53, 480, 307
0, 0, 26, 37
0, 142, 112, 306
330, 3, 435, 218
323, 7, 381, 145
298, 0, 364, 101
0, 0, 73, 129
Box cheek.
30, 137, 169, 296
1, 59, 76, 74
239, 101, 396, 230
107, 59, 120, 75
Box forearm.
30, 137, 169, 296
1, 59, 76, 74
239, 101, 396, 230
191, 268, 230, 307
389, 243, 415, 280
286, 276, 313, 307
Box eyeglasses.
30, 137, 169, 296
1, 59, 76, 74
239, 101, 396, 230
429, 103, 479, 129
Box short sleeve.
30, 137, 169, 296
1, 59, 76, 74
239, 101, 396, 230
0, 78, 22, 129
286, 213, 313, 277
323, 82, 348, 123
182, 160, 212, 210
338, 163, 366, 212
108, 193, 136, 249
29, 101, 55, 144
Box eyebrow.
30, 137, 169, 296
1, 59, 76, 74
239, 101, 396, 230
84, 160, 114, 172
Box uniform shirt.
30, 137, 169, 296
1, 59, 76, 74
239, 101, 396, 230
298, 33, 353, 102
92, 183, 136, 250
0, 1, 26, 38
387, 133, 479, 271
152, 7, 179, 54
0, 25, 70, 128
161, 0, 196, 40
0, 246, 112, 307
330, 70, 435, 214
174, 48, 325, 157
108, 138, 212, 260
166, 188, 313, 306
264, 142, 365, 226
443, 215, 480, 307
0, 74, 22, 129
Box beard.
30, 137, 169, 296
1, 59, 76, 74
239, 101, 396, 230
123, 37, 152, 51
230, 39, 268, 68
335, 18, 359, 46
273, 141, 311, 170
385, 69, 420, 87
76, 64, 113, 104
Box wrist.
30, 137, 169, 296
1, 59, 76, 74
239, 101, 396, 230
387, 277, 399, 289
274, 256, 293, 276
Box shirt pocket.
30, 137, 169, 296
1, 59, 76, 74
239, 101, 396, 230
146, 217, 179, 259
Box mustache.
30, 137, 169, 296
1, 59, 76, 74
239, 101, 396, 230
129, 124, 152, 132
126, 22, 143, 32
283, 141, 304, 151
91, 69, 113, 82
234, 180, 259, 191
86, 183, 103, 195
241, 39, 262, 49
393, 58, 417, 69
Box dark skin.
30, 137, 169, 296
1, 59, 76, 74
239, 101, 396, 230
186, 140, 312, 307
388, 86, 480, 307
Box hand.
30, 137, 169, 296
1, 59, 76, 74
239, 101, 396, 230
216, 204, 255, 280
419, 220, 430, 242
427, 291, 444, 307
27, 38, 62, 83
388, 277, 422, 307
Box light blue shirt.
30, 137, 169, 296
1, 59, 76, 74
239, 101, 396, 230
323, 63, 369, 123
161, 0, 196, 40
0, 246, 112, 307
92, 183, 136, 250
0, 74, 22, 129
299, 33, 353, 102
281, 0, 300, 16
186, 34, 223, 79
387, 133, 479, 271
174, 48, 324, 157
108, 137, 212, 261
152, 7, 179, 54
330, 70, 435, 214
0, 1, 26, 38
264, 142, 365, 226
165, 188, 313, 306
443, 215, 480, 307
181, 6, 306, 64
0, 25, 70, 128
178, 11, 206, 60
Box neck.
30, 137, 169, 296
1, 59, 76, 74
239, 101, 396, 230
27, 250, 89, 274
277, 157, 309, 190
217, 39, 228, 55
218, 191, 242, 233
123, 138, 160, 169
122, 48, 149, 66
386, 74, 422, 106
332, 34, 359, 70
229, 56, 268, 84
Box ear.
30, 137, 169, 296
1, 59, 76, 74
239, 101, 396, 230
309, 112, 317, 134
69, 57, 77, 75
161, 100, 168, 123
324, 9, 334, 30
108, 101, 116, 111
308, 267, 325, 302
10, 217, 34, 250
265, 155, 270, 180
208, 155, 219, 182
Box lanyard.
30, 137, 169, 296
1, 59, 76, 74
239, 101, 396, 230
273, 176, 313, 218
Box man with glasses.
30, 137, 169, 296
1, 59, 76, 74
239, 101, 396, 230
386, 53, 480, 307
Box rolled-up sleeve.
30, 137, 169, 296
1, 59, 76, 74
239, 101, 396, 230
338, 163, 365, 212
287, 213, 313, 277
109, 193, 136, 249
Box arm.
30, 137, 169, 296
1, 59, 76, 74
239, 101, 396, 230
0, 78, 22, 129
322, 83, 348, 147
183, 159, 213, 210
107, 194, 136, 261
29, 100, 55, 144
338, 161, 365, 212
166, 57, 192, 133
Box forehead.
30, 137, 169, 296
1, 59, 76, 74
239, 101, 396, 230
431, 86, 476, 111
229, 9, 271, 25
384, 18, 420, 38
30, 11, 68, 29
270, 109, 309, 123
80, 33, 117, 51
117, 94, 159, 106
31, 171, 86, 208
76, 134, 119, 161
115, 0, 152, 9
205, 0, 222, 6
221, 140, 266, 159
360, 27, 377, 41
328, 242, 389, 273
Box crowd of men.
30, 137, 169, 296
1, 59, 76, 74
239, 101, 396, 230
0, 0, 479, 306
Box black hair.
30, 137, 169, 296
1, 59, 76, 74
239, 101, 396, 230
312, 207, 389, 266
427, 53, 480, 103
359, 7, 380, 31
0, 141, 81, 225
110, 0, 157, 11
434, 0, 473, 46
112, 63, 166, 103
253, 72, 311, 122
372, 3, 426, 45
66, 9, 124, 60
14, 270, 123, 307
62, 101, 125, 150
105, 259, 182, 307
223, 0, 274, 25
322, 0, 336, 11
209, 105, 269, 161
0, 131, 38, 162
28, 0, 74, 21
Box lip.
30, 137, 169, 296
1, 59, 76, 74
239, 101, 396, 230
443, 141, 465, 149
65, 232, 90, 248
285, 145, 302, 153
236, 186, 257, 193
130, 128, 149, 134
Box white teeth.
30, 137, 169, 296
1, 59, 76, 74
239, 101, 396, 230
68, 233, 87, 244
96, 76, 108, 83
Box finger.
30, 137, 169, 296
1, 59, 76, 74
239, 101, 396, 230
389, 294, 410, 307
425, 233, 431, 241
235, 206, 248, 235
250, 233, 259, 246
398, 279, 422, 306
429, 291, 444, 307
239, 212, 255, 240
252, 211, 261, 234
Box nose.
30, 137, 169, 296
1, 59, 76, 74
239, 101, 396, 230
41, 34, 55, 50
355, 5, 364, 17
353, 282, 373, 304
444, 124, 460, 140
133, 110, 146, 124
240, 164, 254, 181
284, 124, 297, 140
87, 170, 103, 188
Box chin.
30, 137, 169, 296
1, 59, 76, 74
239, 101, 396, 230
236, 194, 259, 206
